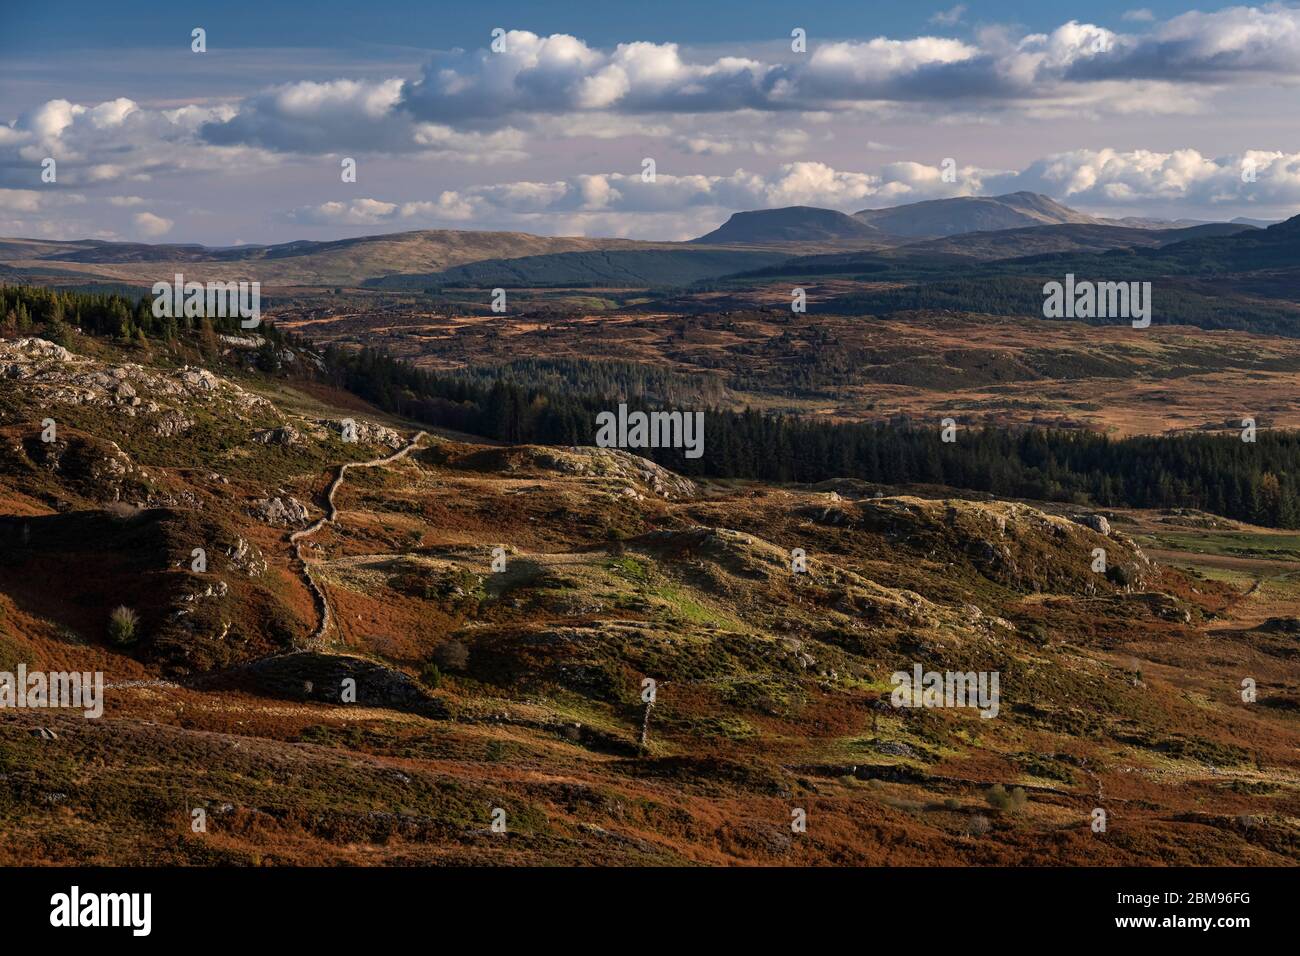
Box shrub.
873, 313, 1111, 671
966, 814, 991, 837
434, 639, 469, 671
419, 662, 442, 688
44, 318, 73, 348
107, 605, 139, 645
984, 783, 1028, 812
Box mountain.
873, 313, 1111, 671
1014, 211, 1300, 277
690, 193, 1105, 246
0, 230, 672, 288
721, 221, 1264, 282
854, 191, 1100, 238
890, 220, 1258, 260
691, 206, 886, 244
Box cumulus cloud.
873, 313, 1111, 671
132, 211, 173, 237
0, 95, 278, 189
389, 11, 1300, 124
283, 148, 1300, 238
6, 12, 1300, 243
993, 148, 1300, 209
0, 188, 86, 214
197, 78, 529, 160
286, 159, 986, 232
9, 11, 1300, 188
0, 188, 97, 239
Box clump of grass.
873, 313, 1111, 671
984, 783, 1028, 813
107, 605, 139, 646
608, 556, 647, 581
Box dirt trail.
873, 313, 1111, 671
289, 431, 429, 647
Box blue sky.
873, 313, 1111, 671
0, 1, 1202, 52
1, 1, 1298, 243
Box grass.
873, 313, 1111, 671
607, 556, 649, 582
652, 583, 738, 628
1144, 530, 1300, 559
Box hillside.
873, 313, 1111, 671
4, 323, 1299, 865
892, 221, 1258, 260
854, 192, 1101, 238
0, 199, 1274, 294
691, 206, 886, 244
0, 230, 671, 288
0, 286, 1294, 868
366, 247, 795, 290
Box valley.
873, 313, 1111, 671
275, 305, 1300, 437
1, 323, 1298, 865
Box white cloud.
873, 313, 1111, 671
1123, 9, 1156, 22
995, 147, 1300, 209
0, 96, 277, 189
930, 6, 968, 27
282, 148, 1300, 238
287, 198, 399, 226
133, 211, 173, 237
0, 188, 86, 214
285, 159, 986, 233
389, 12, 1300, 124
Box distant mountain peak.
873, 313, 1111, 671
691, 205, 883, 244
853, 192, 1099, 238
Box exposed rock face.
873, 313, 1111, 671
249, 496, 311, 526
545, 447, 698, 499
0, 337, 273, 429
1073, 513, 1111, 535
219, 334, 266, 348
152, 409, 194, 437
23, 432, 146, 502
225, 536, 268, 577
251, 425, 302, 446
310, 418, 403, 449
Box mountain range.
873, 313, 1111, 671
0, 192, 1291, 291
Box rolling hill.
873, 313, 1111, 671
854, 191, 1101, 238
691, 206, 886, 244
366, 247, 796, 290
0, 200, 1289, 294
0, 230, 673, 288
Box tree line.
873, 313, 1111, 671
324, 343, 1300, 528
7, 283, 1299, 528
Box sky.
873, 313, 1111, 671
2, 0, 1299, 245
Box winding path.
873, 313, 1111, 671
289, 430, 429, 646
